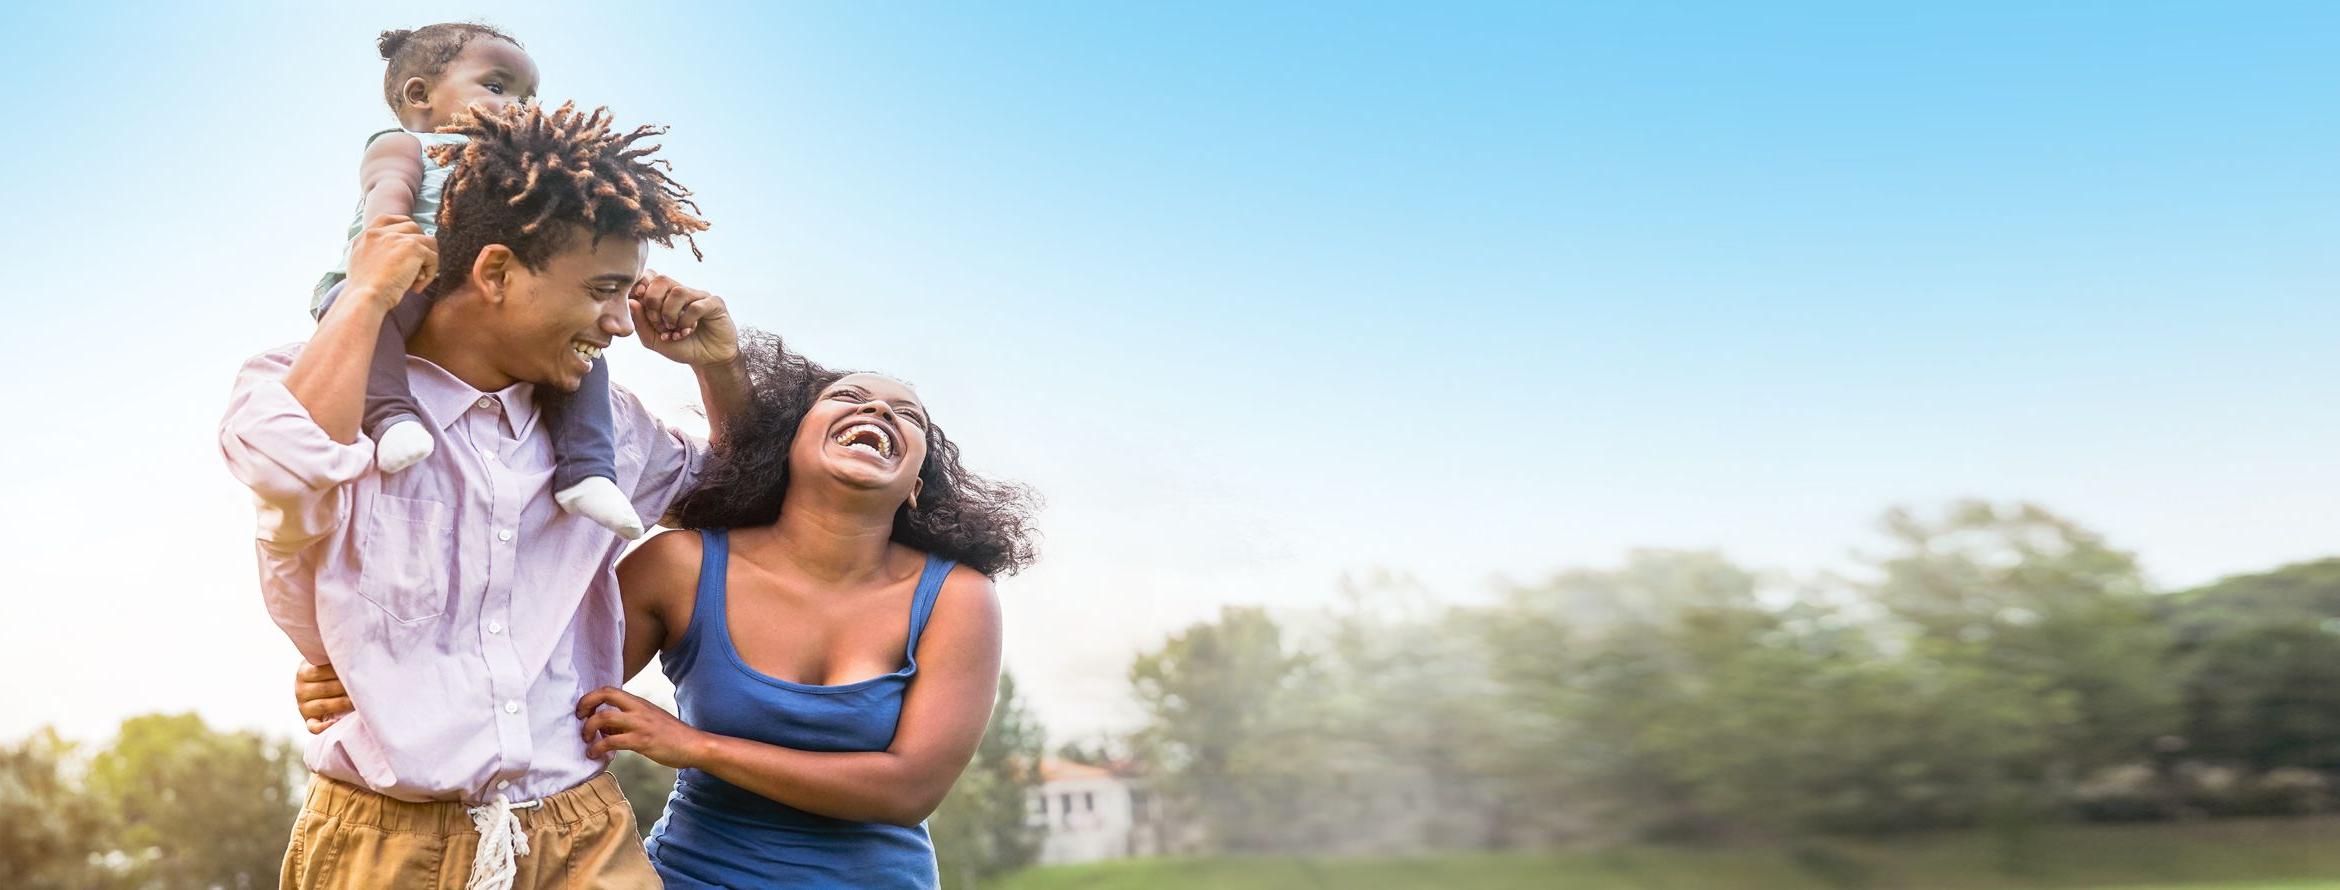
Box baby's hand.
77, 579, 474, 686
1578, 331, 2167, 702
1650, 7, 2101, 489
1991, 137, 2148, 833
345, 214, 438, 310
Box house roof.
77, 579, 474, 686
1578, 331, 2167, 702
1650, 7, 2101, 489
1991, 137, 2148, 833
1039, 758, 1118, 783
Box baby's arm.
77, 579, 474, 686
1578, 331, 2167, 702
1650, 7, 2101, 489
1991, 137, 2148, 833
357, 132, 426, 221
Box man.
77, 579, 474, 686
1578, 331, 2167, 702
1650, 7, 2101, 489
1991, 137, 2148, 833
220, 102, 746, 889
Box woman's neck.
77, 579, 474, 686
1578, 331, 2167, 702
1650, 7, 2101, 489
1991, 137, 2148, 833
746, 488, 901, 587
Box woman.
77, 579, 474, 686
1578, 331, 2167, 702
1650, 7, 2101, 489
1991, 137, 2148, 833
300, 330, 1038, 888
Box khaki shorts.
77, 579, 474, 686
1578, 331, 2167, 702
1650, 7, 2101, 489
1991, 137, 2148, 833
280, 773, 659, 889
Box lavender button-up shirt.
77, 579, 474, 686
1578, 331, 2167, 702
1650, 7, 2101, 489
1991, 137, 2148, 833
220, 344, 705, 804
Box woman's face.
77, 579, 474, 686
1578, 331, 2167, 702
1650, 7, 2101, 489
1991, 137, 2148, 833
789, 373, 931, 503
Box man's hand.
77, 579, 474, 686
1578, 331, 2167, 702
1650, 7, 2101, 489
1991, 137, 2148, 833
294, 662, 353, 734
342, 214, 438, 313
577, 686, 711, 768
628, 271, 738, 368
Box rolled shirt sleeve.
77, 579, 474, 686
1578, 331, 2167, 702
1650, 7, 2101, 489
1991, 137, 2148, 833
219, 346, 373, 663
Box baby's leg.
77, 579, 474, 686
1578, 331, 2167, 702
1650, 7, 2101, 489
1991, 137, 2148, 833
314, 283, 435, 473
543, 359, 643, 539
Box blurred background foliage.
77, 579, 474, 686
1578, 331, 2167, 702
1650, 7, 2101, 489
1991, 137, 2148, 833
14, 501, 2340, 889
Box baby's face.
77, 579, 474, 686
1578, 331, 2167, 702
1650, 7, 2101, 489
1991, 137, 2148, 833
424, 38, 539, 129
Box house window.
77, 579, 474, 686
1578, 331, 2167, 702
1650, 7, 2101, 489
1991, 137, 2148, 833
1031, 794, 1047, 816
1060, 793, 1074, 826
1131, 789, 1149, 822
1084, 791, 1096, 812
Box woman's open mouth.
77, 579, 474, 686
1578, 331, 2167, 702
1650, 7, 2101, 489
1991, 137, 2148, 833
833, 421, 895, 462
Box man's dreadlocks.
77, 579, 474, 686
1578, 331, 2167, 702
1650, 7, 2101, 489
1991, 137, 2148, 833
424, 102, 710, 297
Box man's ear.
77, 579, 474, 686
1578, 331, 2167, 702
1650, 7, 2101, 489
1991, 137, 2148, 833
400, 77, 432, 113
473, 245, 517, 305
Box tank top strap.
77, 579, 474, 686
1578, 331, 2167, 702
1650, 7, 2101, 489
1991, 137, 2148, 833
696, 529, 734, 631
660, 529, 731, 684
903, 555, 958, 666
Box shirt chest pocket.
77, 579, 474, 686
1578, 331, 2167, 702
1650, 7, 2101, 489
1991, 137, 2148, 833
357, 495, 452, 623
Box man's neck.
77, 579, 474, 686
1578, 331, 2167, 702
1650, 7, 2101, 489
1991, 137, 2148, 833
405, 296, 517, 392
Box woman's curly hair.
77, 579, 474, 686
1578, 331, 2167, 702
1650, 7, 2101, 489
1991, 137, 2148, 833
668, 330, 1041, 577
423, 101, 709, 298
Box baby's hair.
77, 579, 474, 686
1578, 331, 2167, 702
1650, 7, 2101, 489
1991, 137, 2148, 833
425, 102, 709, 296
377, 23, 520, 113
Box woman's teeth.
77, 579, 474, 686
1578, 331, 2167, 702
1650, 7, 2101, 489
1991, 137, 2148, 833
834, 423, 894, 459
573, 343, 603, 360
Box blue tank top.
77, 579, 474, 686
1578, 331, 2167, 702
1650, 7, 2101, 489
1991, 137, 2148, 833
644, 530, 953, 890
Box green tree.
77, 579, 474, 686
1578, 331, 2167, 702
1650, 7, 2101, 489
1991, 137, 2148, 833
1315, 573, 1513, 848
1129, 606, 1315, 852
1484, 550, 1778, 840
2166, 557, 2340, 640
0, 728, 118, 890
931, 671, 1046, 889
2180, 622, 2340, 772
84, 713, 300, 890
1866, 501, 2179, 774
2167, 560, 2340, 773
1489, 548, 2074, 841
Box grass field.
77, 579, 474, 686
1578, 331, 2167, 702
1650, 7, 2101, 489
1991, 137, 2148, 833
991, 817, 2340, 890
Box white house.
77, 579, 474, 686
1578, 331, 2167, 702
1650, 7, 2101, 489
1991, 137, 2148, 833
1027, 759, 1161, 864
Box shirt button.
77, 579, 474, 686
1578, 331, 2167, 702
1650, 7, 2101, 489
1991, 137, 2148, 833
477, 397, 494, 410
497, 529, 514, 542
503, 700, 520, 714
497, 780, 511, 790
487, 620, 505, 634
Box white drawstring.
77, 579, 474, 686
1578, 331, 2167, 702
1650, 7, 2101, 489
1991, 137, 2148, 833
463, 794, 540, 890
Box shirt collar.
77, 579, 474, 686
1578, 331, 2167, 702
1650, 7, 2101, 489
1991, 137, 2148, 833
408, 355, 540, 441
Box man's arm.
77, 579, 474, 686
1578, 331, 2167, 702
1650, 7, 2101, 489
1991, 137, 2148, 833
630, 271, 747, 441
220, 346, 373, 664
218, 214, 435, 664
620, 273, 747, 522
284, 215, 438, 442
695, 355, 749, 448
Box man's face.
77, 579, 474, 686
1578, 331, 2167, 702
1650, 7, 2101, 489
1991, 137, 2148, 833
488, 233, 647, 392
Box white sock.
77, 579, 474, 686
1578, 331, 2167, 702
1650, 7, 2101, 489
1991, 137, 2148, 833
554, 476, 646, 540
375, 420, 436, 474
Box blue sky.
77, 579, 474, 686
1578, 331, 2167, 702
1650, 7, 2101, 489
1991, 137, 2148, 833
2, 2, 2336, 741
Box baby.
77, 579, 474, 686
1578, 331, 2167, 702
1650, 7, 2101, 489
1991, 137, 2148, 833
315, 23, 642, 538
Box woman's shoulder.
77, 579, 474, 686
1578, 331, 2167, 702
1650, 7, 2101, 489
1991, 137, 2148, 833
619, 528, 708, 613
939, 561, 994, 595
910, 558, 1001, 663
629, 527, 707, 573
889, 545, 988, 586
928, 558, 1000, 622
